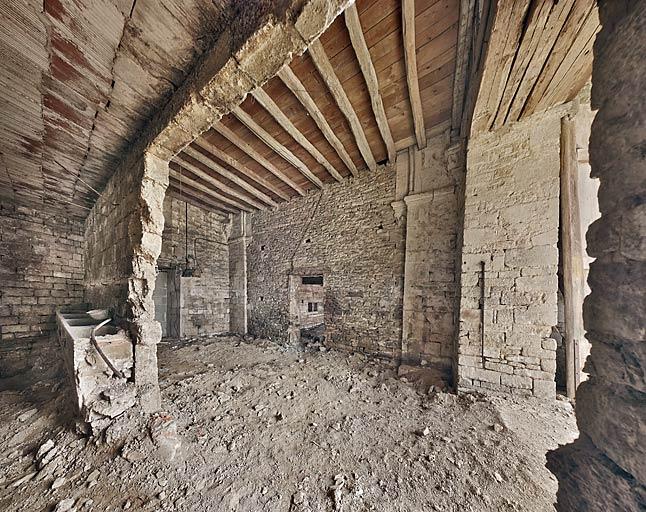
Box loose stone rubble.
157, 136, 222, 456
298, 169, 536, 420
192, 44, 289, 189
0, 335, 576, 512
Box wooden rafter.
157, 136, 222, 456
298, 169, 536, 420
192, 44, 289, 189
308, 39, 377, 171
194, 137, 291, 201
344, 4, 396, 162
172, 155, 266, 210
213, 123, 306, 196
182, 145, 278, 207
277, 66, 358, 177
232, 106, 324, 188
167, 181, 235, 216
402, 0, 427, 149
251, 87, 344, 182
169, 165, 254, 213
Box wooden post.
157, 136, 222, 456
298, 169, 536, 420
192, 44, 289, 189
560, 115, 585, 398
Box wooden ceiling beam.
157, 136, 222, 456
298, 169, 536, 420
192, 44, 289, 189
278, 66, 358, 177
213, 123, 306, 196
232, 106, 324, 188
167, 182, 235, 216
194, 137, 291, 201
169, 166, 253, 213
172, 156, 265, 210
308, 39, 377, 171
344, 4, 396, 162
251, 87, 344, 182
182, 145, 278, 207
402, 0, 427, 149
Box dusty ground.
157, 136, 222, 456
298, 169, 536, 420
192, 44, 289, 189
0, 335, 577, 512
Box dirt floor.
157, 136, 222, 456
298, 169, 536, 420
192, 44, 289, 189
0, 335, 577, 512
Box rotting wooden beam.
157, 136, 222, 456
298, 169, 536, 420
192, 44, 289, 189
278, 66, 358, 177
402, 0, 426, 149
172, 155, 266, 210
251, 87, 344, 182
182, 145, 278, 207
167, 182, 236, 216
560, 115, 585, 399
194, 137, 291, 201
213, 123, 306, 196
308, 39, 377, 171
169, 166, 254, 213
232, 106, 324, 188
344, 4, 396, 162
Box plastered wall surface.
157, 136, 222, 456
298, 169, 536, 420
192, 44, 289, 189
247, 165, 405, 357
0, 204, 84, 341
457, 107, 569, 398
158, 196, 230, 336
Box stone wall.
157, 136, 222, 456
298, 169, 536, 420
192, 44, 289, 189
548, 3, 646, 509
457, 106, 569, 398
0, 204, 84, 341
158, 196, 230, 336
247, 165, 405, 357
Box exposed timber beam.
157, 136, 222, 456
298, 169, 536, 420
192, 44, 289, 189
278, 66, 358, 177
167, 182, 235, 216
213, 123, 306, 196
344, 4, 396, 162
251, 87, 344, 182
169, 165, 254, 213
308, 39, 377, 171
402, 0, 427, 149
174, 154, 266, 210
232, 106, 324, 188
183, 145, 278, 207
194, 137, 291, 201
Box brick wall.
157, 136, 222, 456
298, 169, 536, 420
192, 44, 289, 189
158, 196, 230, 336
457, 106, 570, 398
0, 204, 84, 341
247, 165, 405, 357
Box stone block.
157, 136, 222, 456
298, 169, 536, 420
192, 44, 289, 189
501, 373, 533, 389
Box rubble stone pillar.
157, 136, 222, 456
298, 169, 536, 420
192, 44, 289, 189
547, 3, 646, 509
228, 212, 249, 334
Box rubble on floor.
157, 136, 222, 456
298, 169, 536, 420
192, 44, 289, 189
0, 335, 577, 511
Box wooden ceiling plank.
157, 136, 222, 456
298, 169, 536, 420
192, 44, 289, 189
169, 166, 253, 213
231, 106, 324, 188
251, 87, 344, 182
345, 4, 396, 162
402, 0, 426, 149
308, 39, 378, 170
504, 0, 576, 124
277, 66, 359, 177
172, 155, 266, 210
182, 145, 278, 207
213, 122, 306, 196
194, 137, 291, 201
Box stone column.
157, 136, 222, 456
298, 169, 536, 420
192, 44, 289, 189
128, 153, 169, 413
228, 212, 249, 334
548, 3, 646, 509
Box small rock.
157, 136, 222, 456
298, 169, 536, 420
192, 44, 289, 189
491, 423, 504, 433
36, 440, 55, 460
53, 498, 75, 512
17, 408, 38, 422
52, 476, 66, 490
494, 471, 503, 483
10, 471, 37, 488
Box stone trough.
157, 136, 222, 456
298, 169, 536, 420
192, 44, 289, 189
56, 307, 136, 432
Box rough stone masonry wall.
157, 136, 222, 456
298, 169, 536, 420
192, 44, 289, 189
548, 3, 646, 510
0, 204, 84, 342
247, 165, 405, 357
84, 152, 168, 411
457, 106, 571, 398
158, 196, 230, 336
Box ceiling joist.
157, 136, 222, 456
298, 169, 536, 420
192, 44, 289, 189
402, 0, 427, 150
308, 39, 377, 171
344, 4, 396, 163
213, 123, 306, 196
277, 66, 359, 177
251, 87, 344, 182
